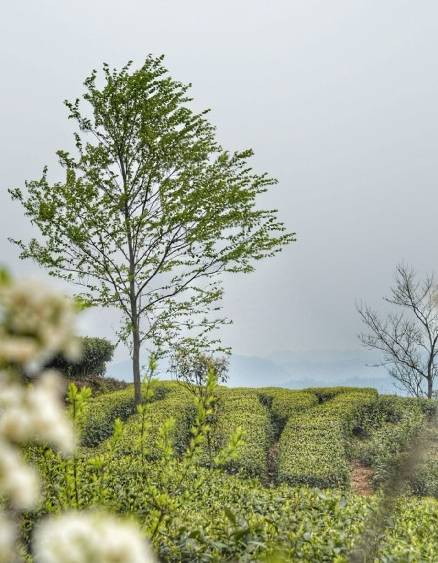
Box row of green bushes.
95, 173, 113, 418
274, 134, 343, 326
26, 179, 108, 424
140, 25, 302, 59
351, 396, 434, 487
80, 382, 435, 495
258, 388, 318, 421
32, 443, 438, 562
29, 381, 438, 561
304, 386, 374, 403
80, 386, 137, 447
110, 382, 196, 459
276, 389, 378, 488
206, 388, 273, 477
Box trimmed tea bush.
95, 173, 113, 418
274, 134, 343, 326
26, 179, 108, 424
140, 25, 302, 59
277, 389, 377, 487
377, 497, 438, 562
113, 382, 196, 458
352, 396, 427, 486
81, 387, 136, 447
258, 388, 318, 421
206, 388, 272, 477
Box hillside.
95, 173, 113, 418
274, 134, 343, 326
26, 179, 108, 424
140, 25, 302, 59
29, 381, 438, 561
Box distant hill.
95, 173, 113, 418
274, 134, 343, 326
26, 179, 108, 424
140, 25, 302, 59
265, 349, 399, 394
227, 355, 289, 387
107, 348, 400, 395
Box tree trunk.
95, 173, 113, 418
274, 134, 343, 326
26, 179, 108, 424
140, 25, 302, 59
427, 375, 433, 399
132, 322, 142, 404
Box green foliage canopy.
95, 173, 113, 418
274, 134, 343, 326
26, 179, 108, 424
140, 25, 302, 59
47, 336, 115, 378
9, 56, 295, 401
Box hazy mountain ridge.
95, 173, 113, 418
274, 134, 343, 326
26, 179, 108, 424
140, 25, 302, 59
107, 349, 399, 394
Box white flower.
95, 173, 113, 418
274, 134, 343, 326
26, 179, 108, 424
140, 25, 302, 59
25, 371, 76, 454
0, 336, 39, 364
0, 441, 40, 510
0, 279, 78, 368
0, 371, 75, 454
0, 512, 16, 563
33, 511, 156, 563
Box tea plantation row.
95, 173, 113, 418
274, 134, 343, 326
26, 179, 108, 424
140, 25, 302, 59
86, 382, 435, 490
27, 381, 438, 561
33, 442, 438, 562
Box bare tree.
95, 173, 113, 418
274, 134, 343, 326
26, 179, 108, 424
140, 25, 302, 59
357, 264, 438, 398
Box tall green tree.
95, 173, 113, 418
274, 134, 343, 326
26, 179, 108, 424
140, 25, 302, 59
10, 56, 294, 402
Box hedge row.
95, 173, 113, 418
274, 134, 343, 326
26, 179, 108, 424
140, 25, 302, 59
277, 389, 378, 488
205, 388, 272, 477
352, 395, 432, 487
258, 388, 318, 421
113, 382, 196, 459
26, 445, 438, 562
81, 386, 137, 447
81, 381, 173, 448
304, 386, 375, 403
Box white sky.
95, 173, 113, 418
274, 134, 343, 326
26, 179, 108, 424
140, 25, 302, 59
1, 1, 438, 363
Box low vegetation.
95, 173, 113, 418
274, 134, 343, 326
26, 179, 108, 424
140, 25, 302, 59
206, 388, 272, 477
25, 380, 438, 561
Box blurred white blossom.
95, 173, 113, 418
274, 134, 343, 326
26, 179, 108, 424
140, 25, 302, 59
0, 512, 16, 563
0, 371, 75, 454
33, 511, 156, 563
0, 278, 79, 369
0, 440, 40, 509
0, 276, 158, 563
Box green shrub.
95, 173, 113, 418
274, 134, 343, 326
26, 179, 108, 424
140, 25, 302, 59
113, 382, 196, 458
150, 473, 374, 562
277, 389, 377, 488
66, 373, 128, 395
24, 381, 438, 562
406, 413, 438, 497
81, 386, 137, 447
48, 336, 115, 378
304, 386, 375, 403
258, 388, 318, 421
35, 445, 375, 563
410, 456, 438, 498
351, 396, 426, 486
377, 497, 438, 562
205, 388, 272, 477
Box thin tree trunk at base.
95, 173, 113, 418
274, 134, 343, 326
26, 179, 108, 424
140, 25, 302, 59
132, 327, 141, 404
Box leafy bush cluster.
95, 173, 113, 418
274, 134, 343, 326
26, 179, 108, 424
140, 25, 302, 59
351, 396, 429, 486
48, 336, 115, 378
113, 382, 196, 459
276, 389, 377, 488
303, 386, 363, 402
150, 473, 374, 562
204, 388, 272, 477
32, 433, 438, 562
28, 380, 438, 561
67, 373, 128, 395
377, 497, 438, 562
259, 388, 318, 421
81, 387, 137, 447
409, 421, 438, 497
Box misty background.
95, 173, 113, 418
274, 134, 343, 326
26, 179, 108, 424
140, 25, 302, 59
2, 1, 438, 392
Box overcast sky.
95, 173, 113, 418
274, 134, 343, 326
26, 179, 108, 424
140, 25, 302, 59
1, 1, 438, 363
